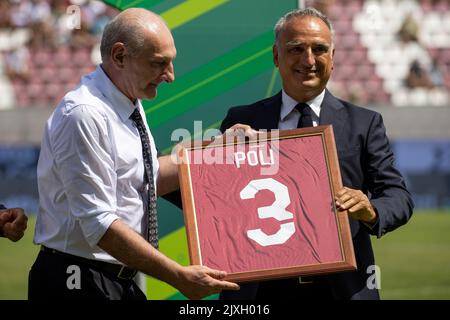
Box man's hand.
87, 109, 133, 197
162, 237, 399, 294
0, 208, 28, 242
224, 123, 258, 140
335, 187, 378, 225
176, 265, 240, 300
98, 219, 239, 300
207, 123, 258, 147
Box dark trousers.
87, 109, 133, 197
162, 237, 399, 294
28, 249, 146, 300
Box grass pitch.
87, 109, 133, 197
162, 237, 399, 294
1, 211, 449, 300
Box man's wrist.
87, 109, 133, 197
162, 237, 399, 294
366, 213, 378, 225
363, 205, 379, 229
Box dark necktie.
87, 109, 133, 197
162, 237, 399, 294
130, 108, 158, 249
295, 103, 314, 128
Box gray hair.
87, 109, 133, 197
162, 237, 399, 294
274, 7, 334, 44
100, 16, 147, 62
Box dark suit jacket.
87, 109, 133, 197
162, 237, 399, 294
219, 90, 414, 300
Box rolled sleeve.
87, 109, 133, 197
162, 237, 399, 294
52, 104, 119, 247
80, 210, 119, 247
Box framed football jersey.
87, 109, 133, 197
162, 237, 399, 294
177, 125, 356, 282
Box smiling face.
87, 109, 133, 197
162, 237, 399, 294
273, 16, 334, 102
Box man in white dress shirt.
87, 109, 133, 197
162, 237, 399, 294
28, 8, 239, 300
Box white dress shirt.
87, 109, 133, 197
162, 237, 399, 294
35, 66, 159, 263
278, 89, 325, 129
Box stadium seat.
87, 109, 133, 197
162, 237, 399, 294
53, 47, 72, 67
32, 49, 53, 68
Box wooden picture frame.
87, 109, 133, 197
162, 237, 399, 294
177, 125, 356, 283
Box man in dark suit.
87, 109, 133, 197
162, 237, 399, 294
0, 204, 28, 242
219, 8, 413, 300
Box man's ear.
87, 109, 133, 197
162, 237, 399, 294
273, 44, 279, 67
111, 42, 127, 69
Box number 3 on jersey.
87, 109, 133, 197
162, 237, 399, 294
240, 178, 295, 247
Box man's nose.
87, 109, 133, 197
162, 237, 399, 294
161, 63, 175, 83
302, 47, 315, 67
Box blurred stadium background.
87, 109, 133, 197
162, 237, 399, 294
0, 0, 449, 299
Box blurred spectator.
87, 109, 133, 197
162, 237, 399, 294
82, 0, 107, 28
9, 0, 33, 28
4, 0, 118, 50
90, 6, 116, 37
10, 0, 52, 27
398, 14, 419, 43
405, 59, 434, 89
69, 21, 96, 49
0, 1, 12, 28
347, 82, 369, 105
29, 20, 57, 49
53, 0, 78, 46
4, 45, 30, 81
29, 0, 52, 24
0, 0, 120, 109
429, 58, 445, 87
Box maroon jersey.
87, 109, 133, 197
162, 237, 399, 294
187, 135, 342, 274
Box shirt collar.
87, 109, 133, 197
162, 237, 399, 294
92, 65, 139, 122
280, 89, 325, 121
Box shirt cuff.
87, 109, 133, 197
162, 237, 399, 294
363, 218, 379, 231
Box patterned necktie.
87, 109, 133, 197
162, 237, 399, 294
130, 108, 158, 249
295, 103, 314, 128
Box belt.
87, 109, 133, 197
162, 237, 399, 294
41, 246, 138, 280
